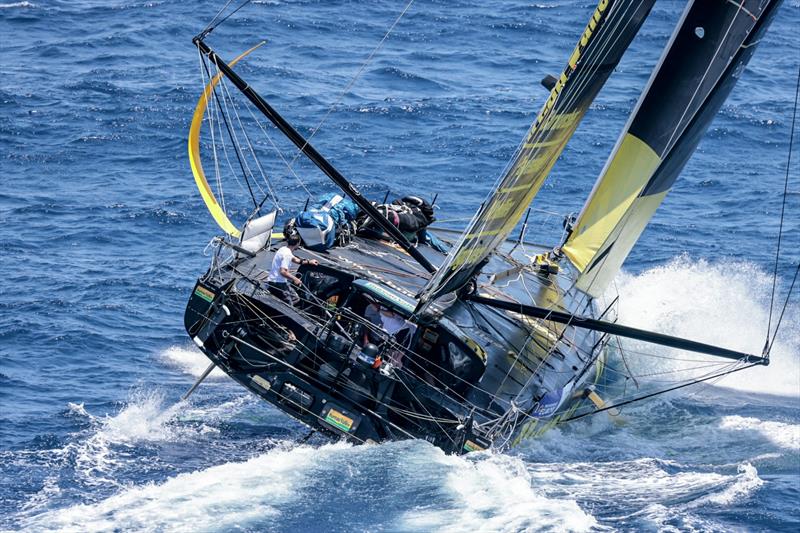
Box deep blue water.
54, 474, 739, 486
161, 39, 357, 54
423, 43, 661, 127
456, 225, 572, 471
1, 1, 799, 531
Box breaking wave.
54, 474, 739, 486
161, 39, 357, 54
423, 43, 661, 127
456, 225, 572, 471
720, 415, 800, 450
22, 441, 596, 533
612, 257, 800, 396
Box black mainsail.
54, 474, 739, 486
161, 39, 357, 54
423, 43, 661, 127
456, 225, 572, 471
416, 0, 656, 308
562, 0, 784, 297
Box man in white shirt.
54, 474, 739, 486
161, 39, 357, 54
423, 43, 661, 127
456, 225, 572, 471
267, 235, 318, 306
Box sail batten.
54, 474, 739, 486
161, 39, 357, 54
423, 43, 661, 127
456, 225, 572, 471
417, 0, 657, 308
563, 0, 784, 297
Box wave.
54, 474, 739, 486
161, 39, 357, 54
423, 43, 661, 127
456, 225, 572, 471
22, 440, 596, 532
0, 1, 35, 8
719, 415, 800, 450
20, 391, 222, 502
398, 450, 596, 532
612, 257, 800, 397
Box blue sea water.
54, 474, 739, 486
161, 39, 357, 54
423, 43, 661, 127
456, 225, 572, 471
1, 0, 799, 531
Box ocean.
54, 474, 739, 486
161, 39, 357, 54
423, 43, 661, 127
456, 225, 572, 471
1, 0, 798, 531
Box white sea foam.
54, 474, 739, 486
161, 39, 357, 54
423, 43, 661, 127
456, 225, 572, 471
159, 345, 226, 379
398, 448, 596, 532
719, 415, 800, 450
59, 391, 221, 490
23, 441, 597, 533
692, 463, 764, 506
24, 442, 337, 533
96, 390, 190, 444
612, 258, 800, 396
522, 455, 763, 531
0, 1, 35, 8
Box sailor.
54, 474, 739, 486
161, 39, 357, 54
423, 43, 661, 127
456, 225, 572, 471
266, 234, 318, 306
362, 303, 415, 368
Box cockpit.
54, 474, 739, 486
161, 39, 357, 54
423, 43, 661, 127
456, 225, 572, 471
293, 264, 486, 395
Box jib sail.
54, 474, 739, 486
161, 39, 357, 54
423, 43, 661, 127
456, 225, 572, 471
562, 0, 783, 297
417, 0, 656, 308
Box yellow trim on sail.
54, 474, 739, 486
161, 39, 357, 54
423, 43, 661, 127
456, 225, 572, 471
574, 190, 668, 295
562, 133, 662, 272
188, 42, 265, 238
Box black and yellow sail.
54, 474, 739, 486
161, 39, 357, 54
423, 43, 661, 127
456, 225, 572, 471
563, 0, 784, 297
416, 0, 656, 307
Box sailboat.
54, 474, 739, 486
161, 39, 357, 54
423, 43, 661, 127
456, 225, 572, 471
183, 0, 787, 454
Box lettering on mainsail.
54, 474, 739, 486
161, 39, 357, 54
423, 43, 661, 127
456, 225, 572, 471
562, 0, 784, 297
416, 0, 656, 308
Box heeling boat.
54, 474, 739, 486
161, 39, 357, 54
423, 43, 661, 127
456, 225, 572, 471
182, 0, 784, 454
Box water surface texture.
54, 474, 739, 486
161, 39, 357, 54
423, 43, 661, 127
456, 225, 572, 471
1, 1, 798, 531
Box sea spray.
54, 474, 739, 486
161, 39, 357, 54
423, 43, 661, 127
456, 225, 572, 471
613, 257, 800, 396
23, 440, 597, 533
159, 345, 226, 379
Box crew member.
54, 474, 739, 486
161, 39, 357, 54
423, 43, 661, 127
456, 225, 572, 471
267, 235, 318, 306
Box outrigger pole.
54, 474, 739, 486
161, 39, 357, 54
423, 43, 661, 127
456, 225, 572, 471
193, 37, 437, 274
465, 294, 769, 364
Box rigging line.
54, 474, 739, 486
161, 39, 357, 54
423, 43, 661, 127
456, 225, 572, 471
209, 70, 254, 208
218, 68, 282, 209
286, 0, 417, 171
203, 0, 252, 36
217, 79, 267, 204
769, 261, 800, 350
215, 64, 269, 203
683, 359, 742, 401
615, 336, 640, 389
503, 276, 571, 406
598, 358, 737, 382
309, 302, 501, 415
232, 288, 497, 417
230, 259, 528, 416
204, 57, 260, 210
198, 50, 228, 213
560, 361, 759, 423
242, 99, 314, 198
229, 299, 440, 429
218, 75, 272, 203
394, 370, 458, 446
203, 0, 236, 34
766, 61, 800, 352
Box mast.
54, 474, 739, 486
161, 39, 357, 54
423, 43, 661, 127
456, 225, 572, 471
415, 0, 656, 310
193, 37, 437, 274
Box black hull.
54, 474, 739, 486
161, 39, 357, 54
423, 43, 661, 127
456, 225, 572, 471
184, 276, 492, 454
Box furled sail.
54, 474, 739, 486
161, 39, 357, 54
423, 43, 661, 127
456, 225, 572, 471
562, 0, 783, 297
189, 43, 264, 238
416, 0, 656, 307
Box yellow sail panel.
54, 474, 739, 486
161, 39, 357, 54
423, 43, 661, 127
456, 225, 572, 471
562, 133, 661, 272
571, 190, 667, 295
188, 43, 264, 238
563, 0, 780, 298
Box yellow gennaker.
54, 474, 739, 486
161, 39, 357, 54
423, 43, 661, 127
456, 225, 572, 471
188, 42, 265, 238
